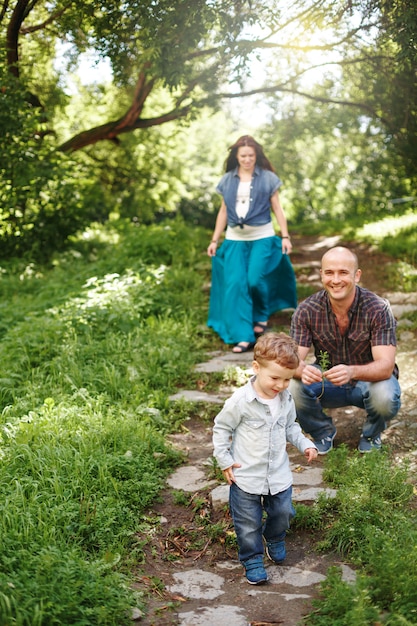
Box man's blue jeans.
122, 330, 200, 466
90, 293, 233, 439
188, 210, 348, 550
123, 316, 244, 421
289, 372, 401, 441
229, 483, 295, 563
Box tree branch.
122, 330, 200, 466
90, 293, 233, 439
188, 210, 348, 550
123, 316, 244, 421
6, 0, 30, 75
58, 66, 192, 152
58, 105, 191, 152
20, 3, 71, 34
0, 0, 10, 25
218, 84, 391, 127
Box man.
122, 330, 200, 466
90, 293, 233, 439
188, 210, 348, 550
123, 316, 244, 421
289, 246, 401, 454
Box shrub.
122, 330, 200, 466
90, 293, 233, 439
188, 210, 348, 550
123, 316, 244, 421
304, 447, 417, 625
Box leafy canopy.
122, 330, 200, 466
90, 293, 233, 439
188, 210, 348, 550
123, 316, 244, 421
1, 0, 417, 259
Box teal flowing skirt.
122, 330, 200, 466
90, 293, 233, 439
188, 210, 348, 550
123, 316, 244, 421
207, 237, 297, 345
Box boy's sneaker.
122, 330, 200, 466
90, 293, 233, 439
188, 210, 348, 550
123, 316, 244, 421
243, 556, 268, 585
358, 434, 382, 453
265, 539, 286, 564
314, 428, 337, 455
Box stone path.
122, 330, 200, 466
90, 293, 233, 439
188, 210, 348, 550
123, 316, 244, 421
137, 236, 417, 625
150, 350, 354, 626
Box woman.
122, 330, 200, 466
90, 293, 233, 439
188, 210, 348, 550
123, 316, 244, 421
207, 135, 297, 353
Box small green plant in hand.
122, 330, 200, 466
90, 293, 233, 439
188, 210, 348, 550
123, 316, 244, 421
317, 350, 330, 399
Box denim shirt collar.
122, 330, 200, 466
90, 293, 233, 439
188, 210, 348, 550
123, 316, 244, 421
231, 164, 263, 178
216, 166, 281, 228
246, 376, 291, 405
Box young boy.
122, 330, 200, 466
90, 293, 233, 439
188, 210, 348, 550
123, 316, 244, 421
213, 332, 318, 585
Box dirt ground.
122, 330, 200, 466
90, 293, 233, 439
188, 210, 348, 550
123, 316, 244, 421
132, 235, 417, 625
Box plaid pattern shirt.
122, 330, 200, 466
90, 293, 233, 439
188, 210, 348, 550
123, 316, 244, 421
290, 286, 398, 376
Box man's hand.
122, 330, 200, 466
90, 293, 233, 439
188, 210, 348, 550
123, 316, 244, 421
324, 364, 354, 386
301, 364, 323, 385
301, 363, 354, 387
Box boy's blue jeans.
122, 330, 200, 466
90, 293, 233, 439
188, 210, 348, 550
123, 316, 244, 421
229, 482, 295, 563
289, 372, 401, 441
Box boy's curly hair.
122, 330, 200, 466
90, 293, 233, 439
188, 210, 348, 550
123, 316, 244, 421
254, 332, 299, 370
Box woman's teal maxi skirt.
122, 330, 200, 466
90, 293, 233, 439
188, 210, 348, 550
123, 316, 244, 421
207, 236, 297, 345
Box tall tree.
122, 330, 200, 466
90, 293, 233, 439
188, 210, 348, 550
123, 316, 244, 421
2, 0, 398, 151
2, 0, 274, 151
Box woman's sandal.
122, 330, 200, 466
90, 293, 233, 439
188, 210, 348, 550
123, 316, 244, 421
232, 342, 255, 354
254, 322, 268, 338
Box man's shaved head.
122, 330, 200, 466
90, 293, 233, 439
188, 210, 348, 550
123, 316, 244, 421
321, 246, 359, 272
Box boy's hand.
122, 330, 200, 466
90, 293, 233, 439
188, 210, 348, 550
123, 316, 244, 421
304, 447, 318, 463
222, 462, 241, 485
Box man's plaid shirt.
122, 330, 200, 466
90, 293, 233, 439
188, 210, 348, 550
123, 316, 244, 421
290, 286, 398, 377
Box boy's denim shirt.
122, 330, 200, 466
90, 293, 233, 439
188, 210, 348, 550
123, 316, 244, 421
213, 377, 315, 496
216, 165, 282, 228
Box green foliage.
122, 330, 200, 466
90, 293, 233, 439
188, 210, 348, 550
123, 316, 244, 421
222, 365, 252, 388
292, 503, 323, 531
306, 567, 380, 626
402, 308, 417, 331
0, 62, 108, 260
362, 0, 417, 174
0, 545, 136, 625
172, 490, 191, 507
57, 0, 262, 88
1, 12, 234, 259
303, 447, 417, 625
263, 101, 416, 226
0, 390, 180, 623
0, 55, 231, 259
355, 213, 417, 292
0, 218, 210, 622
377, 0, 417, 66
317, 350, 330, 399
0, 220, 209, 411
206, 456, 225, 482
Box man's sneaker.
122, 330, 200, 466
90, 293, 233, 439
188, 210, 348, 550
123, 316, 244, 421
314, 428, 337, 455
265, 539, 286, 564
358, 434, 382, 453
243, 556, 268, 585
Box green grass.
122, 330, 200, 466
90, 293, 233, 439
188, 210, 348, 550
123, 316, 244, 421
297, 447, 417, 626
0, 217, 211, 623
355, 211, 417, 293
